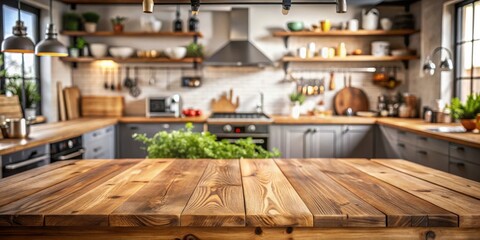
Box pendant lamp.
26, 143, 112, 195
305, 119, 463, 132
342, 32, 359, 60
1, 0, 35, 53
35, 0, 68, 57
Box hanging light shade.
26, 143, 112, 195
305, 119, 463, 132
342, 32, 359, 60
1, 1, 35, 53
35, 0, 67, 56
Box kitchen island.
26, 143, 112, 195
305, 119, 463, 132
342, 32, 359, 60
0, 158, 479, 239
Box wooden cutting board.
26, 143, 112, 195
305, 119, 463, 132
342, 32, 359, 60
334, 87, 369, 115
81, 96, 125, 117
211, 89, 239, 113
63, 87, 81, 120
0, 95, 23, 119
57, 82, 67, 121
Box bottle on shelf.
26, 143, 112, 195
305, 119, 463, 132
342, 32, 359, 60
173, 5, 183, 32
188, 11, 199, 32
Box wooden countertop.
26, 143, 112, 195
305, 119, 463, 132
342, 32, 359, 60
0, 118, 117, 155
271, 115, 378, 124
118, 116, 208, 123
0, 158, 479, 239
376, 118, 480, 149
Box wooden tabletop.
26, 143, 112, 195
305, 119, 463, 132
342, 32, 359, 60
0, 158, 479, 228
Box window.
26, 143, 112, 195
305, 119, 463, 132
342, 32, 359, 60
455, 0, 480, 101
0, 0, 40, 112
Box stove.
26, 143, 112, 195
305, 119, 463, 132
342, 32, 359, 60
207, 112, 271, 149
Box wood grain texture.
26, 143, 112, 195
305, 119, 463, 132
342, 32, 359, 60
211, 89, 239, 113
373, 159, 480, 199
1, 226, 479, 240
342, 159, 480, 228
334, 87, 369, 115
282, 55, 420, 62
181, 160, 245, 227
311, 159, 458, 227
56, 82, 67, 121
60, 57, 203, 64
0, 95, 22, 120
118, 116, 208, 123
270, 115, 377, 125
275, 159, 385, 227
0, 160, 139, 226
81, 96, 124, 117
110, 159, 208, 227
63, 87, 81, 120
240, 159, 313, 227
273, 29, 420, 37
45, 159, 172, 226
61, 31, 203, 37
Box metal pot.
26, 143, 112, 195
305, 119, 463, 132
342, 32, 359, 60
1, 118, 31, 139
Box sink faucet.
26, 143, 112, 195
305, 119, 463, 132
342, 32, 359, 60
256, 92, 264, 113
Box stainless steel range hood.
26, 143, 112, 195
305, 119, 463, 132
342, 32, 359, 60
204, 8, 273, 67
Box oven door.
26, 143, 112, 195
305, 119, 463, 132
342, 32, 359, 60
216, 136, 268, 150
51, 148, 85, 162
2, 154, 50, 178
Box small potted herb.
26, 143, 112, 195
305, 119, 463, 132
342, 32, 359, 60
111, 16, 127, 33
289, 92, 306, 119
63, 12, 81, 31
6, 79, 41, 119
449, 93, 480, 131
82, 12, 100, 33
185, 42, 204, 58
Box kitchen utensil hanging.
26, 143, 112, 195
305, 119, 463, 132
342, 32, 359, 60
110, 67, 116, 91
129, 67, 141, 98
116, 66, 122, 91
124, 66, 134, 89
103, 68, 109, 90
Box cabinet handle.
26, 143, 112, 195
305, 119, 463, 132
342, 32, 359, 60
311, 128, 317, 134
417, 150, 428, 155
93, 147, 102, 153
162, 124, 170, 129
398, 131, 406, 135
418, 137, 428, 141
343, 126, 350, 134
130, 126, 139, 131
453, 146, 465, 152
303, 129, 312, 158
450, 161, 465, 167
398, 143, 406, 148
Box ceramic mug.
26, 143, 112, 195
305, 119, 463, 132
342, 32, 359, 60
371, 41, 390, 56
380, 18, 393, 30
348, 19, 359, 31
320, 19, 331, 32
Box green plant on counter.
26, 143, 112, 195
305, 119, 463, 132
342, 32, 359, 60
134, 123, 280, 159
75, 37, 87, 49
289, 92, 306, 105
111, 16, 127, 25
6, 80, 41, 108
63, 12, 81, 31
186, 42, 204, 57
82, 12, 100, 23
449, 94, 480, 120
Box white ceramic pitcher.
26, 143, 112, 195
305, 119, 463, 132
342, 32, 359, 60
362, 8, 379, 30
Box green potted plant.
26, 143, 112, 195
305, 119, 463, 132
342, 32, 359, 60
449, 93, 480, 131
63, 12, 81, 31
185, 42, 204, 58
82, 12, 100, 33
134, 123, 280, 159
111, 16, 127, 33
289, 92, 306, 119
6, 79, 41, 119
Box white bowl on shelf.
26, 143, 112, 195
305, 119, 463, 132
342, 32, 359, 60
89, 43, 108, 58
109, 47, 135, 58
164, 47, 187, 60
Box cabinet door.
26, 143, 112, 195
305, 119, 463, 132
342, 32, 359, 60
310, 126, 341, 158
415, 149, 449, 172
119, 123, 202, 158
282, 126, 312, 158
396, 142, 416, 162
269, 125, 283, 153
449, 157, 480, 182
341, 125, 374, 158
375, 125, 400, 158
83, 125, 116, 159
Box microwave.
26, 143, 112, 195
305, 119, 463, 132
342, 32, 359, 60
146, 95, 182, 117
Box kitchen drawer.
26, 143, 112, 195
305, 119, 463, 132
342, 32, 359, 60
415, 149, 449, 172
396, 142, 416, 162
83, 125, 115, 142
397, 130, 416, 144
415, 136, 449, 155
84, 140, 107, 159
449, 157, 480, 182
449, 143, 480, 165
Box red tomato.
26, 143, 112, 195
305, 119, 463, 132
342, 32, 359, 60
195, 110, 202, 116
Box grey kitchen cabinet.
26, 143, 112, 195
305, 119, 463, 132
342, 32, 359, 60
119, 123, 203, 158
449, 143, 480, 181
83, 125, 116, 159
271, 125, 341, 158
374, 125, 401, 158
340, 125, 374, 158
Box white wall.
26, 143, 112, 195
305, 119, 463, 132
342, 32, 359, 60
51, 3, 415, 117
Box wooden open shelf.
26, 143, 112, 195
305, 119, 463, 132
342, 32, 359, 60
61, 31, 203, 38
282, 55, 420, 62
273, 29, 420, 37
60, 57, 203, 63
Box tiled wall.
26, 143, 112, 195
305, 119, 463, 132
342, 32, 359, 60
70, 4, 412, 116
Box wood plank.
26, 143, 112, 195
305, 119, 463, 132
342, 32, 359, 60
61, 31, 203, 38
45, 159, 173, 226
282, 55, 419, 62
0, 160, 140, 226
1, 226, 479, 240
0, 160, 108, 208
311, 159, 457, 227
181, 160, 245, 227
81, 96, 125, 117
341, 159, 480, 228
60, 57, 203, 63
0, 95, 22, 120
110, 159, 209, 227
275, 159, 385, 227
63, 87, 81, 120
273, 29, 420, 37
240, 159, 313, 227
373, 159, 480, 199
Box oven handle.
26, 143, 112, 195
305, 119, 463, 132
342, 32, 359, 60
58, 149, 86, 160
221, 138, 265, 144
4, 154, 50, 170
